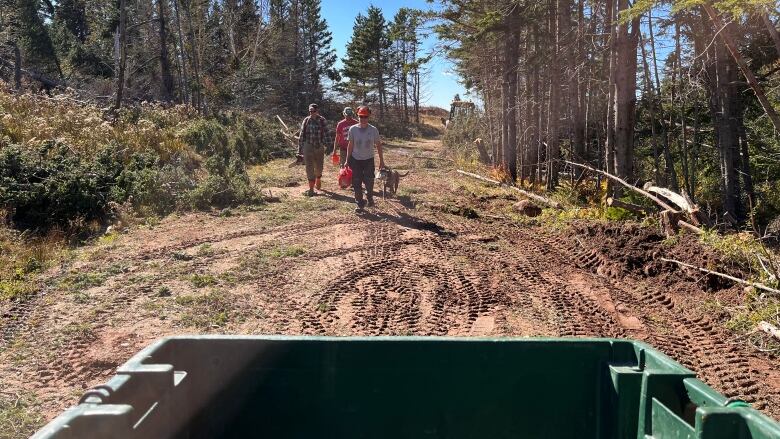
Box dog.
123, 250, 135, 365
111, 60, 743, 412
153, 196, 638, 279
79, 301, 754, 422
376, 167, 409, 199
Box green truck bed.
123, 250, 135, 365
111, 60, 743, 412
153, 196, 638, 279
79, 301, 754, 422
32, 336, 780, 438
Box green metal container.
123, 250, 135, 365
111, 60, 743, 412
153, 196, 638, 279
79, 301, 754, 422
33, 336, 780, 438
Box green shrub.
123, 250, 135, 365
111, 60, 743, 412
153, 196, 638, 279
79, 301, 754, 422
180, 119, 230, 158
0, 143, 122, 228
112, 153, 195, 216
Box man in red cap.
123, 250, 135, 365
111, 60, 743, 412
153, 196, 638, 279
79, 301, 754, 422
344, 106, 384, 212
298, 103, 331, 196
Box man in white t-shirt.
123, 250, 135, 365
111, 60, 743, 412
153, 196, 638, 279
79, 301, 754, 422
344, 106, 385, 213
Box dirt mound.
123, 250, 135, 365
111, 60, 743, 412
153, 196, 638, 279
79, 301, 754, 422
566, 221, 750, 292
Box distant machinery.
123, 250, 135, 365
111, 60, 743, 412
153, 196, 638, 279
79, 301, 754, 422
445, 95, 475, 128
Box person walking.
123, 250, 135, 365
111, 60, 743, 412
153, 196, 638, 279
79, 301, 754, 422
344, 106, 384, 213
333, 107, 358, 168
298, 103, 331, 196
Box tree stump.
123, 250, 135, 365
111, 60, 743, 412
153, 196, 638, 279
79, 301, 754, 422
660, 210, 682, 237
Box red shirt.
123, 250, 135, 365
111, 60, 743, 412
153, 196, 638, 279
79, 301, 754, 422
335, 117, 358, 149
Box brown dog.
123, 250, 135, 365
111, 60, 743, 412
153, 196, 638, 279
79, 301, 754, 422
376, 167, 410, 199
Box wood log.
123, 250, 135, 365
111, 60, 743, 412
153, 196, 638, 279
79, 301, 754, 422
660, 257, 780, 295
606, 197, 652, 215
456, 169, 562, 209
758, 321, 780, 341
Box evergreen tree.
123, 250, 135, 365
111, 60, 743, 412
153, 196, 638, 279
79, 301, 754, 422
4, 0, 62, 77
342, 6, 391, 121
300, 0, 337, 109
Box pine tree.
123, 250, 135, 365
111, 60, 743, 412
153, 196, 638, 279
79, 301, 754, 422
300, 0, 337, 108
342, 6, 391, 121
5, 0, 62, 77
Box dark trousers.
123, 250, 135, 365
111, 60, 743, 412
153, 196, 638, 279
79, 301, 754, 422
348, 156, 374, 208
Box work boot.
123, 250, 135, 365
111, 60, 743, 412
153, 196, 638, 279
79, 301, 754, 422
366, 198, 375, 207
305, 188, 314, 197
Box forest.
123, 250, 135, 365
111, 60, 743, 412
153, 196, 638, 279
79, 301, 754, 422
438, 0, 780, 230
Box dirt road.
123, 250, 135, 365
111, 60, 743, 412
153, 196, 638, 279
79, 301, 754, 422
1, 138, 778, 433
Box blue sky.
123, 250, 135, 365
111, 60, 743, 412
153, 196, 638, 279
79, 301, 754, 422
320, 0, 468, 109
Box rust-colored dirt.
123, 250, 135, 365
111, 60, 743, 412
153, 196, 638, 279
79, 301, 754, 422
0, 138, 778, 434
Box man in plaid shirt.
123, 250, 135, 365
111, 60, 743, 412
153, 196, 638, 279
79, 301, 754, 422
297, 103, 332, 196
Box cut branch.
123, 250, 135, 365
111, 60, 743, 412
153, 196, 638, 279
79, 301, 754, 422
660, 257, 780, 295
564, 160, 676, 211
758, 321, 780, 341
456, 169, 562, 209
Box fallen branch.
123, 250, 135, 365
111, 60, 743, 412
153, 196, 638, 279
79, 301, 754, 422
275, 115, 291, 133
456, 169, 562, 209
660, 257, 780, 295
564, 160, 706, 235
0, 57, 62, 89
758, 321, 780, 341
564, 160, 676, 212
678, 220, 705, 235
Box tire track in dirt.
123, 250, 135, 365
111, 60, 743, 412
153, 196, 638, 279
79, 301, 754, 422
295, 217, 513, 337
520, 226, 776, 414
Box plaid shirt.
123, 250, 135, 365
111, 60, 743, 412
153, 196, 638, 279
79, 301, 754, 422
298, 115, 331, 151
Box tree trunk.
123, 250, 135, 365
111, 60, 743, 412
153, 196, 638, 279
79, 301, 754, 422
676, 21, 691, 196
503, 5, 520, 182
612, 0, 638, 185
761, 8, 780, 57
113, 0, 128, 112
738, 122, 755, 210
158, 0, 174, 102
703, 4, 780, 134
171, 0, 189, 104
12, 42, 21, 90
605, 0, 617, 190
181, 0, 202, 112
571, 0, 585, 167
639, 31, 662, 184
713, 36, 743, 219
546, 0, 562, 190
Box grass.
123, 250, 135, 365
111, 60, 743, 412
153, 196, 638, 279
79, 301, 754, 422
249, 159, 300, 187
196, 244, 215, 257
0, 393, 44, 439
0, 228, 65, 302
724, 285, 780, 330
175, 290, 238, 329
265, 245, 306, 259
60, 271, 107, 292
699, 230, 779, 286
189, 273, 217, 288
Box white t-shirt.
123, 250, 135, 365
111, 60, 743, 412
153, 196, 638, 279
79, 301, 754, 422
348, 124, 380, 160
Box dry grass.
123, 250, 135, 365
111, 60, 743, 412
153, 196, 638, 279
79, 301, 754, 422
0, 84, 195, 160
0, 228, 67, 301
